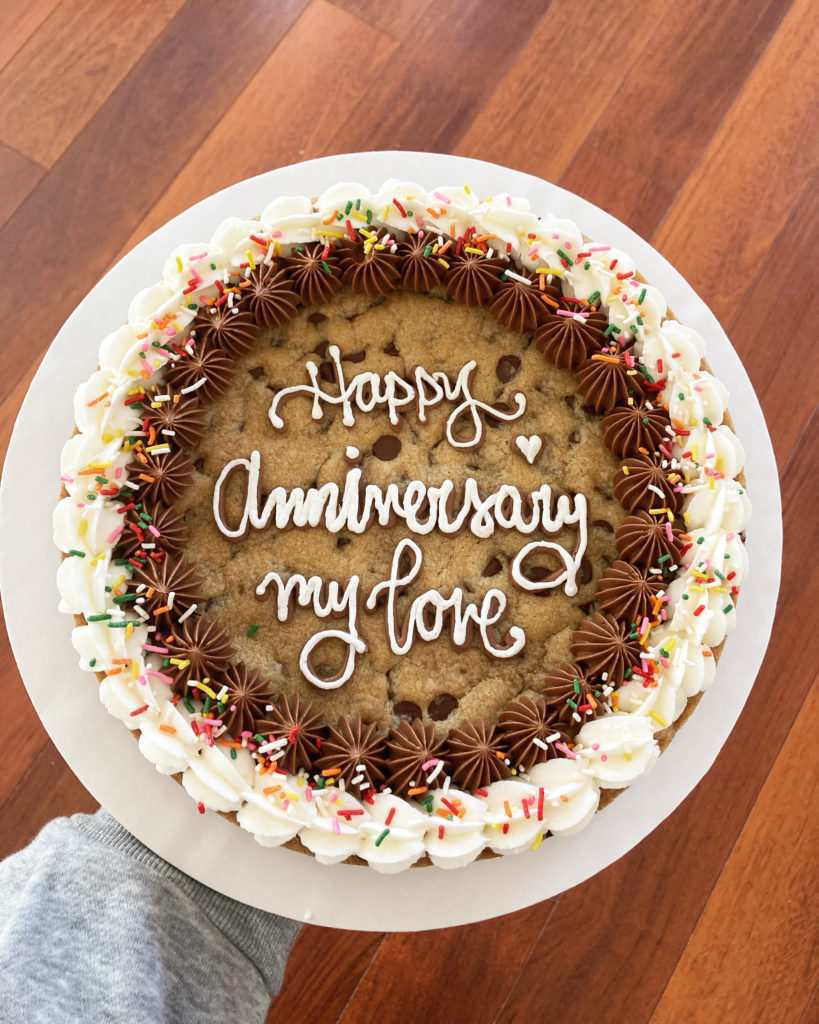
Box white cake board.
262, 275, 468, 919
0, 152, 781, 931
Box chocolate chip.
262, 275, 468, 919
313, 340, 329, 358
394, 701, 423, 723
482, 556, 502, 577
319, 361, 336, 382
592, 519, 614, 533
569, 429, 581, 445
564, 395, 576, 409
193, 458, 205, 472
495, 354, 522, 383
248, 366, 265, 380
373, 434, 402, 461
384, 341, 399, 356
428, 693, 459, 721
308, 312, 327, 324
344, 350, 366, 363
578, 556, 593, 585
336, 536, 351, 549
580, 600, 597, 615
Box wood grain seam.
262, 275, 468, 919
334, 933, 388, 1022
490, 896, 565, 1024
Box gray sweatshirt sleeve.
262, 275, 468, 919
0, 810, 301, 1024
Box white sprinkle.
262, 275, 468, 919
167, 590, 176, 610
532, 737, 550, 751
161, 429, 176, 437
140, 543, 156, 550
426, 760, 444, 784
545, 732, 561, 743
647, 483, 666, 498
503, 268, 532, 285
351, 773, 365, 786
177, 603, 197, 623
154, 394, 171, 403
358, 781, 370, 792
180, 377, 208, 394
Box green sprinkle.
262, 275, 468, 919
374, 827, 390, 847
183, 697, 195, 713
253, 734, 265, 745
604, 325, 616, 337
657, 553, 671, 562
678, 392, 685, 400
588, 291, 601, 305
584, 260, 591, 270
636, 316, 644, 325
366, 209, 372, 224
556, 248, 573, 265
89, 658, 97, 668
355, 198, 361, 211
230, 748, 237, 760
638, 287, 646, 304
567, 698, 578, 710
682, 593, 689, 600
187, 303, 197, 310
703, 416, 712, 426
87, 613, 111, 622
86, 493, 97, 501
105, 586, 112, 593
113, 558, 130, 566
108, 621, 138, 628
630, 324, 639, 334
714, 569, 726, 581
573, 678, 581, 693
94, 475, 107, 484
316, 777, 326, 790
723, 604, 733, 614
112, 594, 138, 604
423, 244, 432, 259
68, 549, 86, 558
321, 260, 332, 275
697, 536, 705, 544
344, 200, 352, 215
247, 623, 259, 638
203, 697, 212, 714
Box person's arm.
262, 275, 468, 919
0, 810, 300, 1024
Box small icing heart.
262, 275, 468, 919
514, 434, 543, 465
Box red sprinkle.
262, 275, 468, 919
130, 704, 149, 717
197, 802, 205, 815
385, 807, 396, 827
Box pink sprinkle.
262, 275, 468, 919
592, 743, 600, 751
142, 644, 168, 654
601, 754, 608, 762
115, 467, 122, 479
422, 758, 441, 771
60, 475, 74, 483
587, 245, 611, 252
147, 525, 161, 537
138, 674, 148, 686
505, 194, 512, 206
659, 656, 670, 669
188, 268, 203, 286
332, 815, 340, 835
565, 241, 573, 250
106, 526, 123, 544
555, 742, 577, 760
188, 251, 208, 262
270, 230, 282, 238
551, 232, 560, 239
305, 788, 313, 803
726, 532, 735, 541
145, 669, 173, 683
433, 190, 451, 203
665, 522, 674, 542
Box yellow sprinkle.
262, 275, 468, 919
125, 623, 134, 639
689, 585, 706, 593
320, 230, 345, 239
77, 519, 88, 537
246, 249, 256, 269
623, 752, 632, 761
540, 267, 565, 276
196, 682, 217, 700
437, 258, 450, 269
649, 712, 667, 728
131, 662, 139, 681
463, 184, 471, 194
175, 256, 183, 273
464, 246, 485, 255
89, 553, 104, 567
531, 831, 544, 852
382, 205, 390, 219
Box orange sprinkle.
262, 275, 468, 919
111, 658, 131, 665
591, 354, 621, 364
159, 724, 177, 735
540, 294, 559, 309
408, 786, 428, 796
322, 210, 339, 225
106, 668, 123, 676
263, 785, 282, 795
153, 606, 170, 616
503, 800, 512, 818
86, 392, 109, 407
321, 768, 340, 777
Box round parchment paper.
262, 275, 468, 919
0, 152, 781, 930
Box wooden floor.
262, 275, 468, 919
0, 1, 817, 1021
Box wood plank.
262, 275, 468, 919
456, 0, 673, 184
113, 0, 398, 259
651, 676, 819, 1024
0, 141, 45, 231
326, 0, 428, 37
560, 0, 790, 238
0, 0, 189, 167
267, 928, 385, 1023
494, 411, 819, 1024
654, 0, 819, 323
338, 901, 558, 1024
0, 0, 311, 411
0, 736, 98, 861
725, 170, 819, 469
0, 0, 60, 73
0, 611, 49, 807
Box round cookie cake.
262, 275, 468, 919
53, 180, 751, 872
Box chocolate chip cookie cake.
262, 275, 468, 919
54, 180, 750, 871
